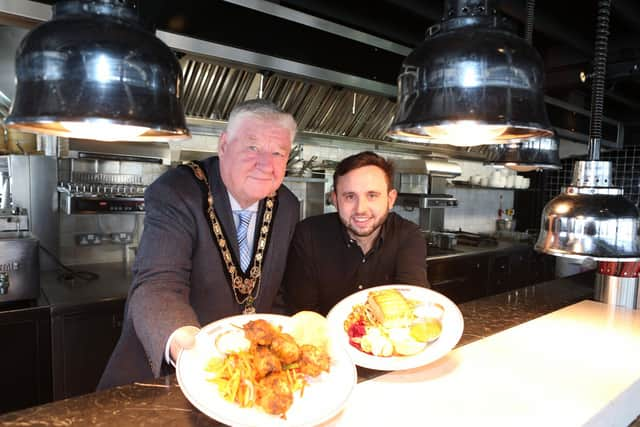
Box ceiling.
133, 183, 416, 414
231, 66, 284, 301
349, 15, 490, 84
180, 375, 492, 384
23, 0, 640, 145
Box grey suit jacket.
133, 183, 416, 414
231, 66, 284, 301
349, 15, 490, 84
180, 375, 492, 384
98, 157, 299, 390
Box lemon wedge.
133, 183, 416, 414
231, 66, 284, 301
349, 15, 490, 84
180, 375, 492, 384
409, 318, 442, 343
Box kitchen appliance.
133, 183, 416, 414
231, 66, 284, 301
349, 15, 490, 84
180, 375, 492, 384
429, 232, 457, 250
57, 140, 169, 215
0, 156, 46, 303
0, 154, 58, 270
495, 218, 515, 232
451, 231, 499, 247
5, 0, 189, 142
58, 184, 146, 215
387, 0, 553, 146
482, 136, 561, 171
594, 261, 640, 309
0, 234, 40, 304
535, 0, 640, 309
393, 159, 460, 231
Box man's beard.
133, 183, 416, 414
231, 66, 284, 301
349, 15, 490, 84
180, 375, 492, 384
341, 210, 389, 239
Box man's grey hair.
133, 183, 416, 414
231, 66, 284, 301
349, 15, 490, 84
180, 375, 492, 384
227, 98, 297, 139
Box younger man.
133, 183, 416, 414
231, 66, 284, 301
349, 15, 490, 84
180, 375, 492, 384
283, 151, 428, 315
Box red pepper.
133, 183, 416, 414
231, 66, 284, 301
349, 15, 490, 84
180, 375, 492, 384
347, 320, 366, 351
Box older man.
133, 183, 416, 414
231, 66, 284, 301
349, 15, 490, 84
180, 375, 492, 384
99, 99, 299, 389
282, 151, 428, 316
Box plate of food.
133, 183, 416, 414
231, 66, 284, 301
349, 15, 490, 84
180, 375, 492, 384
327, 284, 464, 371
176, 312, 357, 427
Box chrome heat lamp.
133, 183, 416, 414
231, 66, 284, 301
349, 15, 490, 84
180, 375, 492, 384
535, 0, 640, 309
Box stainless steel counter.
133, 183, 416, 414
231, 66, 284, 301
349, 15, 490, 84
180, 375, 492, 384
40, 263, 131, 314
426, 240, 531, 261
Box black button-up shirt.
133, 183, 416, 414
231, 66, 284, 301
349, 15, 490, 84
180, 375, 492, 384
282, 212, 428, 315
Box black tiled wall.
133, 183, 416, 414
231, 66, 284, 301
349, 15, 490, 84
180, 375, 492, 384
543, 145, 640, 205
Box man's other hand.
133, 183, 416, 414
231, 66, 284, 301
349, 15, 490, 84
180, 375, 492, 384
169, 325, 200, 362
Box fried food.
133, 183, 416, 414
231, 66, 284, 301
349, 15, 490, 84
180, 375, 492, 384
270, 332, 301, 364
243, 319, 280, 346
256, 372, 294, 416
299, 344, 331, 377
254, 346, 282, 380
205, 317, 331, 418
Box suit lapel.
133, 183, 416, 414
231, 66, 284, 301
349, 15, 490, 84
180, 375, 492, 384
207, 158, 239, 256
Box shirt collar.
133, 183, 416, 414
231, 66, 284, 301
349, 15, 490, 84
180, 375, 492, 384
228, 191, 259, 214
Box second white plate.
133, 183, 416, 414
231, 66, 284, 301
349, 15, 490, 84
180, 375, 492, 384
326, 285, 464, 371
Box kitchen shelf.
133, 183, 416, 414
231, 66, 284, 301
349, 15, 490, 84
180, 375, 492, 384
449, 181, 529, 191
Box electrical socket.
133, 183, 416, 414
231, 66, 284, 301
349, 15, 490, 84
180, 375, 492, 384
75, 233, 102, 246
110, 232, 133, 244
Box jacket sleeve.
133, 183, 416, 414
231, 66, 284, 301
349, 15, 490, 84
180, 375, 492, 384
394, 221, 429, 288
281, 222, 321, 314
128, 173, 202, 377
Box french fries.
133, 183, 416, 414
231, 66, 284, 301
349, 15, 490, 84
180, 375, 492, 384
204, 318, 330, 418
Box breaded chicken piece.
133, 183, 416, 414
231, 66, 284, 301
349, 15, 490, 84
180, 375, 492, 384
243, 319, 280, 346
270, 332, 301, 365
298, 344, 331, 377
254, 346, 282, 379
256, 372, 294, 416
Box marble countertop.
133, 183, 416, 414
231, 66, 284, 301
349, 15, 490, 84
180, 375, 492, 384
0, 271, 604, 426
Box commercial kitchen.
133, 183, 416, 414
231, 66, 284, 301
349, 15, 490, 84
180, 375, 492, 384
1, 0, 640, 425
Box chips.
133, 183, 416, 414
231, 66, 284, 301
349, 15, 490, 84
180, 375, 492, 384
290, 311, 329, 352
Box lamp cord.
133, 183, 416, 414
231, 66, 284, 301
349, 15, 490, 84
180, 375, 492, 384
524, 0, 535, 44
38, 244, 100, 282
588, 0, 611, 160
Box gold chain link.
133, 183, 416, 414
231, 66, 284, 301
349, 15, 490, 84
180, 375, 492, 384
185, 162, 275, 314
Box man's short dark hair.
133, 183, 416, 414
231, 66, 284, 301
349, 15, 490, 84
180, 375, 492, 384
333, 151, 395, 191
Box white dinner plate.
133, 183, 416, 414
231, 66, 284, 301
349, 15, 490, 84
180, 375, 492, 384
176, 313, 357, 427
326, 285, 464, 371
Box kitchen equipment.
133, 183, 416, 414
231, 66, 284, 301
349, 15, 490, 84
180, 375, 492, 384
452, 231, 499, 247
0, 171, 9, 210
496, 218, 515, 232
430, 232, 458, 250
387, 0, 553, 146
393, 159, 460, 231
0, 155, 58, 269
58, 183, 146, 215
594, 261, 640, 309
483, 136, 561, 172
5, 0, 189, 142
0, 234, 40, 303
57, 143, 169, 214
535, 1, 640, 310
